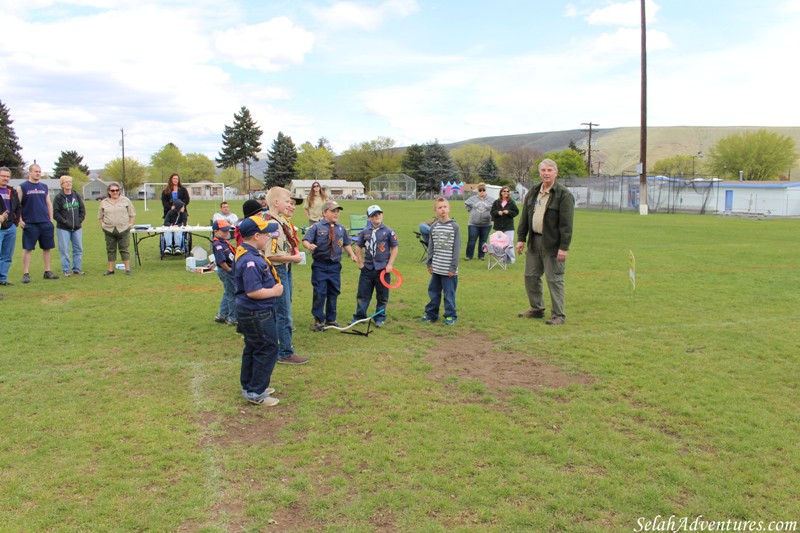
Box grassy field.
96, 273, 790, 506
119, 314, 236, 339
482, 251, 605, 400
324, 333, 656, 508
1, 199, 798, 532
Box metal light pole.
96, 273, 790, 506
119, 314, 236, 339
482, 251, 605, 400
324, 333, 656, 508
639, 0, 648, 215
582, 122, 598, 177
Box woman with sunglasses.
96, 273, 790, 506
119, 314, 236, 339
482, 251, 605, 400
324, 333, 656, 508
490, 186, 519, 263
303, 182, 327, 224
98, 183, 136, 275
464, 183, 494, 260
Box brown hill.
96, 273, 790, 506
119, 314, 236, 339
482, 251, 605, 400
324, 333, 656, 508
448, 126, 800, 177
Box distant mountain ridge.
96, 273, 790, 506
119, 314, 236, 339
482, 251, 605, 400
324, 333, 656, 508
446, 126, 800, 177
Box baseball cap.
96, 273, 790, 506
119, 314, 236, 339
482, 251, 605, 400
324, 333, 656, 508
366, 204, 383, 217
322, 200, 344, 212
291, 196, 304, 206
239, 216, 279, 237
242, 199, 266, 218
212, 219, 232, 232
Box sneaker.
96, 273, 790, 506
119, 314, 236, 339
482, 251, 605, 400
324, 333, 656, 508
21, 273, 31, 284
0, 281, 13, 286
418, 316, 438, 323
214, 315, 227, 324
246, 392, 280, 406
103, 270, 115, 276
311, 321, 325, 332
374, 321, 385, 328
125, 270, 132, 275
43, 271, 59, 280
164, 246, 173, 255
518, 309, 545, 319
278, 354, 309, 365
545, 316, 566, 325
444, 317, 457, 326
226, 319, 238, 327
242, 387, 276, 399
72, 270, 85, 276
62, 271, 72, 277
325, 320, 339, 327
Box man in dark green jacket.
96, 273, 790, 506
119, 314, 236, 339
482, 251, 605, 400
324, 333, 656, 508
515, 159, 575, 325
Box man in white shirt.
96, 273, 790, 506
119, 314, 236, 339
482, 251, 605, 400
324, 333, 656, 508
212, 201, 239, 226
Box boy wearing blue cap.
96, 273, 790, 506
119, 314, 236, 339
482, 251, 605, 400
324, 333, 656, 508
234, 216, 283, 406
352, 205, 398, 327
212, 219, 237, 325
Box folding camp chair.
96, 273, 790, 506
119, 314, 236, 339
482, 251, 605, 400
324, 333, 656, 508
483, 231, 512, 270
349, 214, 368, 237
413, 222, 430, 262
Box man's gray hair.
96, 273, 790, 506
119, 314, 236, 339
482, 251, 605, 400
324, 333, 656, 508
539, 158, 558, 171
0, 166, 10, 174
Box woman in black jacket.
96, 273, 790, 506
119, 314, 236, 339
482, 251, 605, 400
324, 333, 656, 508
53, 175, 87, 275
161, 173, 190, 254
490, 186, 519, 263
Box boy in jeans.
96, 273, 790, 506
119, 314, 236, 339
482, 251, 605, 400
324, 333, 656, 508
419, 197, 461, 326
352, 204, 399, 327
303, 200, 358, 331
234, 216, 282, 406
212, 219, 237, 325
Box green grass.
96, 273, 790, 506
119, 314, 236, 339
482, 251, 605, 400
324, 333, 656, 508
1, 200, 798, 531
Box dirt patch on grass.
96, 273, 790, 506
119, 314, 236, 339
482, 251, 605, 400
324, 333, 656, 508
425, 331, 593, 394
199, 404, 295, 448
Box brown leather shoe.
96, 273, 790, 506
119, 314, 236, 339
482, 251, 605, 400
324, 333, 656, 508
518, 309, 545, 319
278, 354, 309, 365
545, 316, 565, 325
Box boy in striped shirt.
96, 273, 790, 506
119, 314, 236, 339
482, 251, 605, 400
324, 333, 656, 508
419, 197, 461, 326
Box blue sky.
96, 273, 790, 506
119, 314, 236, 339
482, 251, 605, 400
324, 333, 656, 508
1, 0, 798, 171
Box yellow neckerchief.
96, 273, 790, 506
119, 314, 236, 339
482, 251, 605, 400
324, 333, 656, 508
235, 244, 281, 284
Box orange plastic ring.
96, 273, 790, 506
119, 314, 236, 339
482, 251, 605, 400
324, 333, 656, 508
379, 268, 403, 289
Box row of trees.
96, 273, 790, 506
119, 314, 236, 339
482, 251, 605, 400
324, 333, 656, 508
2, 100, 797, 194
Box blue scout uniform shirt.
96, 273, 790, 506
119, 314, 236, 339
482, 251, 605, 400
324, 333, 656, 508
304, 220, 351, 263
212, 236, 235, 271
233, 243, 280, 312
356, 223, 398, 271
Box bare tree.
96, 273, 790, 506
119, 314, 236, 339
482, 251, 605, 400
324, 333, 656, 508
501, 147, 541, 183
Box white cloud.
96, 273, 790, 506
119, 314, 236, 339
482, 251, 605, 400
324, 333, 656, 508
565, 3, 577, 17
590, 28, 672, 58
586, 0, 660, 27
214, 17, 315, 72
312, 0, 419, 31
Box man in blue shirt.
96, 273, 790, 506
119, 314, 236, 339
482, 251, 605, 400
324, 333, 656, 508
16, 164, 58, 283
352, 205, 399, 327
302, 200, 358, 331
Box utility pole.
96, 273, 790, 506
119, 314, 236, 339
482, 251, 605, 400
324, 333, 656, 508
639, 0, 648, 215
582, 122, 599, 176
120, 128, 126, 195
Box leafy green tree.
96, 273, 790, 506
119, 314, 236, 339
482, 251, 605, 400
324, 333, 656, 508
68, 167, 90, 189
182, 153, 216, 182
295, 141, 335, 181
0, 100, 25, 177
501, 147, 541, 183
705, 129, 798, 181
417, 141, 458, 193
535, 149, 587, 179
52, 150, 90, 178
478, 154, 500, 183
148, 143, 184, 182
216, 106, 263, 184
264, 132, 298, 189
651, 154, 697, 176
336, 136, 402, 185
102, 157, 147, 197
450, 143, 499, 183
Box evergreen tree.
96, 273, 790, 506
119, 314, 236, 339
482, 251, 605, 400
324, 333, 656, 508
216, 106, 263, 185
264, 132, 297, 189
478, 154, 500, 183
52, 150, 90, 178
417, 141, 458, 193
400, 144, 425, 180
0, 100, 25, 177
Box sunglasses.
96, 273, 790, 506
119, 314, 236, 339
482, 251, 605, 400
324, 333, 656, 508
109, 189, 120, 192
478, 188, 486, 192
